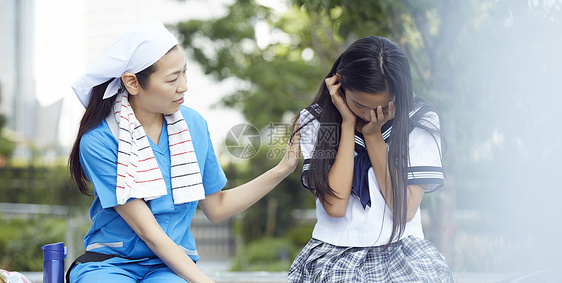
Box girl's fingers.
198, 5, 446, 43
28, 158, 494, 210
326, 74, 356, 123
325, 76, 336, 88
377, 105, 384, 122
326, 77, 345, 106
388, 101, 395, 120
369, 109, 377, 123
326, 78, 340, 96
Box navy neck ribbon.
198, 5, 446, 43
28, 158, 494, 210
351, 101, 424, 209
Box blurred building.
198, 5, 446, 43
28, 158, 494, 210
1, 0, 36, 151
0, 0, 63, 158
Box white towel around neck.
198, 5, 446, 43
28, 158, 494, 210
111, 91, 205, 205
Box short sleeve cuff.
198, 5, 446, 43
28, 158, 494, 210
407, 166, 444, 193
203, 169, 227, 196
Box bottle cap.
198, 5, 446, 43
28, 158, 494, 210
41, 242, 67, 261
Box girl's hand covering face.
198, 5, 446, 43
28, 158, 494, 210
361, 101, 395, 136
326, 74, 356, 124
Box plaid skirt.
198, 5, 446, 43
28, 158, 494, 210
288, 236, 454, 283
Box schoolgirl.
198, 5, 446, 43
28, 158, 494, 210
67, 20, 300, 283
288, 36, 454, 282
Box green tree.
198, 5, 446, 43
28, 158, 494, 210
0, 83, 15, 162
176, 0, 343, 129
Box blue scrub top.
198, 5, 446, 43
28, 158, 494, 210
79, 106, 227, 262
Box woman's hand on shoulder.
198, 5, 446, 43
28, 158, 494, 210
326, 74, 356, 125
362, 101, 395, 137
275, 127, 301, 177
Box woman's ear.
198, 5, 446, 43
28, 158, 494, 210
121, 72, 140, 95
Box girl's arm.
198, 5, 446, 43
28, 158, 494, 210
362, 106, 424, 222
321, 75, 356, 218
114, 199, 214, 283
321, 120, 355, 218
198, 130, 301, 223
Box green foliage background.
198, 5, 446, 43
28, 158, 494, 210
0, 164, 90, 271
0, 217, 66, 271
0, 165, 86, 206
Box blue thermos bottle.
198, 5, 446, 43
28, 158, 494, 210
41, 242, 67, 283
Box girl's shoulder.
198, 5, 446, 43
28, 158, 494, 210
299, 103, 322, 125
302, 103, 322, 119
410, 98, 441, 132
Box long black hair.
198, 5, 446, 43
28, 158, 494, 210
297, 36, 441, 248
68, 47, 170, 195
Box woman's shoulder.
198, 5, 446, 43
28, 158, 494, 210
80, 120, 118, 154
179, 105, 211, 137
180, 105, 206, 124
82, 120, 115, 144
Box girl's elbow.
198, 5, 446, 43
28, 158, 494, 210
324, 204, 346, 218
406, 214, 415, 223
406, 209, 418, 222
327, 210, 346, 218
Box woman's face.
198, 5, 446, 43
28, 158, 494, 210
133, 46, 188, 116
343, 88, 394, 122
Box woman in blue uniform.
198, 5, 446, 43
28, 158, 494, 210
67, 20, 300, 283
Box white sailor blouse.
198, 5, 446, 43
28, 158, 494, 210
299, 98, 444, 247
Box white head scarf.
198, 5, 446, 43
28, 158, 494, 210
72, 20, 179, 108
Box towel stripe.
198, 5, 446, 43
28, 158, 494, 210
113, 91, 205, 205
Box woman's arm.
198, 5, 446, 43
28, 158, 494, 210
198, 130, 301, 223
114, 199, 214, 283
